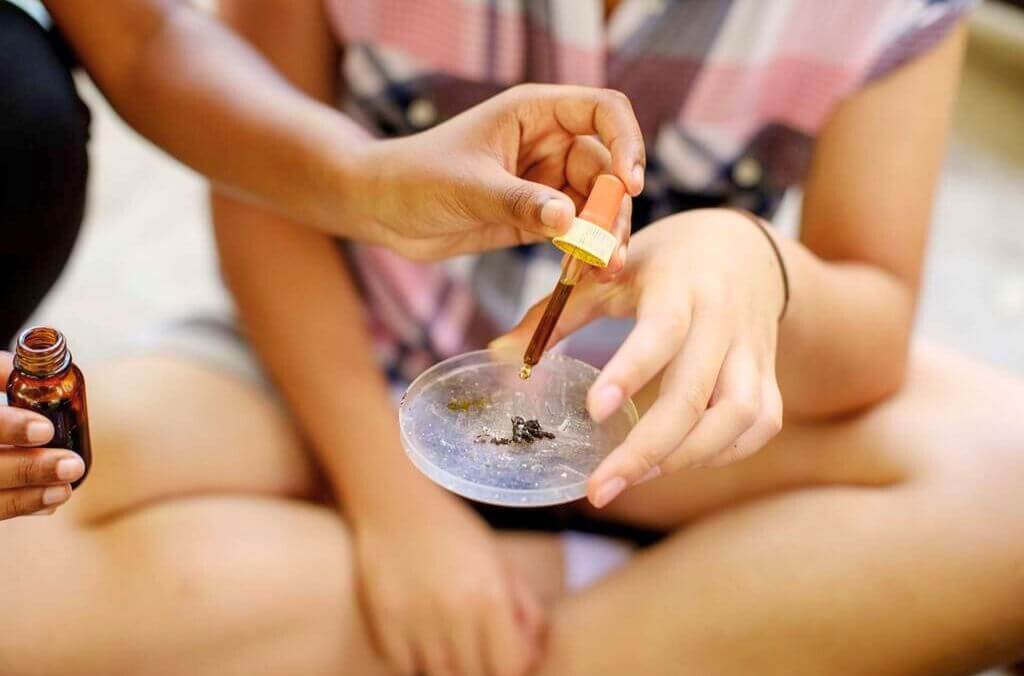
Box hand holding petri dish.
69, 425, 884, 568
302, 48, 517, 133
399, 349, 637, 507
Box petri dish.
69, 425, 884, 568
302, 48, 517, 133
399, 349, 638, 507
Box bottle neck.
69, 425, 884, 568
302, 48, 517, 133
14, 327, 72, 378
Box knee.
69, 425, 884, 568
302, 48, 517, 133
169, 502, 359, 625
912, 348, 1024, 484
839, 345, 1024, 490
27, 501, 361, 676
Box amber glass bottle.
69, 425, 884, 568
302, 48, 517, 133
6, 327, 92, 488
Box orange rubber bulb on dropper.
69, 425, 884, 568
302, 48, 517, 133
520, 174, 626, 379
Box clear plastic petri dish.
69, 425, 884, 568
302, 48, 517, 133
399, 349, 638, 507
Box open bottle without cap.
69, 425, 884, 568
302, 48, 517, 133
6, 327, 92, 488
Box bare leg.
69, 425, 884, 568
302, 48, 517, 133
538, 343, 1024, 675
4, 495, 389, 676
1, 356, 562, 676
62, 356, 321, 525
0, 356, 393, 676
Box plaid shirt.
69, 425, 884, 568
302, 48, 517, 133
324, 0, 974, 388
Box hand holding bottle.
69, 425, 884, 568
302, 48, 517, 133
0, 351, 83, 519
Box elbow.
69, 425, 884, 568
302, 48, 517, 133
866, 282, 916, 402
790, 345, 909, 423
784, 295, 915, 422
833, 297, 916, 416
861, 338, 911, 405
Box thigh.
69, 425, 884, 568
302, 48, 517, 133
588, 342, 1024, 530
63, 355, 318, 524
542, 477, 1024, 675
539, 345, 1024, 675
1, 496, 389, 676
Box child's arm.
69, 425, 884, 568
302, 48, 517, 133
497, 24, 968, 506
213, 195, 541, 676
210, 4, 541, 675
776, 22, 968, 417
209, 0, 452, 526
48, 0, 642, 256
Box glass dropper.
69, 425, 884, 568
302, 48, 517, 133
519, 174, 627, 379
519, 256, 587, 379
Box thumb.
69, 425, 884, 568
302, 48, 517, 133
466, 170, 576, 239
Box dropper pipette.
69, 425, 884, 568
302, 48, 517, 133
519, 175, 626, 379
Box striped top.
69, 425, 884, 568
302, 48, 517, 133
322, 0, 974, 387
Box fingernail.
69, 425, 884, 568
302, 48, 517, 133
28, 507, 57, 516
55, 457, 85, 482
631, 165, 645, 192
636, 466, 661, 485
592, 477, 626, 508
25, 420, 53, 444
42, 485, 70, 506
540, 199, 571, 231
589, 384, 624, 422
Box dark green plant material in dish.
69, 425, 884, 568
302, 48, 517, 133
474, 416, 556, 446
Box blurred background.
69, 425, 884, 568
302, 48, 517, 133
19, 1, 1024, 379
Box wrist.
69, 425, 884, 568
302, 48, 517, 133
341, 138, 406, 247
349, 489, 463, 534
336, 462, 459, 529
723, 208, 789, 322
295, 113, 380, 239
311, 139, 369, 230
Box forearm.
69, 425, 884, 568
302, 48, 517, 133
212, 195, 452, 521
774, 234, 915, 420
775, 26, 966, 420
47, 0, 371, 237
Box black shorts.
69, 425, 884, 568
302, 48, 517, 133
469, 499, 665, 546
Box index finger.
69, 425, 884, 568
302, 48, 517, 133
515, 85, 646, 196
587, 307, 688, 423
587, 311, 729, 506
0, 406, 55, 447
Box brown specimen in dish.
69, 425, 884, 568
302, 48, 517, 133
474, 416, 556, 446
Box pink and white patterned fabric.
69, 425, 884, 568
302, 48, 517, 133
322, 0, 974, 388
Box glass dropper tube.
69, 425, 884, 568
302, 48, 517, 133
517, 173, 627, 380
519, 254, 587, 379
